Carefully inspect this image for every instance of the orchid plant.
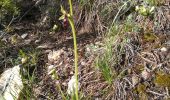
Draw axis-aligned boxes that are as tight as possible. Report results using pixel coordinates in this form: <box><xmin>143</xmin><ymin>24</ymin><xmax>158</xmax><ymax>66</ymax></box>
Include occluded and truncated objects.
<box><xmin>59</xmin><ymin>0</ymin><xmax>79</xmax><ymax>100</ymax></box>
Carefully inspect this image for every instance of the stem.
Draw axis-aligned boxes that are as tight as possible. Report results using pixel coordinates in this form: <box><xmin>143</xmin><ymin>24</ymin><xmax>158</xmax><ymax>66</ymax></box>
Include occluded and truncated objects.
<box><xmin>68</xmin><ymin>0</ymin><xmax>78</xmax><ymax>100</ymax></box>
<box><xmin>69</xmin><ymin>0</ymin><xmax>73</xmax><ymax>16</ymax></box>
<box><xmin>68</xmin><ymin>18</ymin><xmax>79</xmax><ymax>100</ymax></box>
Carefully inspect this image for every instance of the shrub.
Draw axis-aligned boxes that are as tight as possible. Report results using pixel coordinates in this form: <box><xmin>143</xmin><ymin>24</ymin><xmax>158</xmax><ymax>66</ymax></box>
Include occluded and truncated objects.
<box><xmin>0</xmin><ymin>0</ymin><xmax>19</xmax><ymax>23</ymax></box>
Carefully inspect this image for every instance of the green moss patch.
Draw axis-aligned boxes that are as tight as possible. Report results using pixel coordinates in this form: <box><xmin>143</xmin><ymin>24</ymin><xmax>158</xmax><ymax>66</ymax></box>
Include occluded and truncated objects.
<box><xmin>154</xmin><ymin>73</ymin><xmax>170</xmax><ymax>88</ymax></box>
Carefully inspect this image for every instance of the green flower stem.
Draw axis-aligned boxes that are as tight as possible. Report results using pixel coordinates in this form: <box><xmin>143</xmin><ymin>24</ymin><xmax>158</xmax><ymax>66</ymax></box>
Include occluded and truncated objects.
<box><xmin>68</xmin><ymin>0</ymin><xmax>79</xmax><ymax>100</ymax></box>
<box><xmin>69</xmin><ymin>0</ymin><xmax>73</xmax><ymax>16</ymax></box>
<box><xmin>68</xmin><ymin>17</ymin><xmax>79</xmax><ymax>100</ymax></box>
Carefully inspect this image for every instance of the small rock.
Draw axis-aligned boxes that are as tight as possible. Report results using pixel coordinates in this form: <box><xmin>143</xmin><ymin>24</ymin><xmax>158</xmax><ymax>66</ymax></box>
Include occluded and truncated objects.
<box><xmin>66</xmin><ymin>36</ymin><xmax>72</xmax><ymax>40</ymax></box>
<box><xmin>48</xmin><ymin>49</ymin><xmax>64</xmax><ymax>62</ymax></box>
<box><xmin>24</xmin><ymin>39</ymin><xmax>31</xmax><ymax>44</ymax></box>
<box><xmin>160</xmin><ymin>47</ymin><xmax>167</xmax><ymax>52</ymax></box>
<box><xmin>37</xmin><ymin>43</ymin><xmax>54</xmax><ymax>49</ymax></box>
<box><xmin>35</xmin><ymin>39</ymin><xmax>41</xmax><ymax>44</ymax></box>
<box><xmin>132</xmin><ymin>75</ymin><xmax>140</xmax><ymax>86</ymax></box>
<box><xmin>21</xmin><ymin>33</ymin><xmax>28</xmax><ymax>39</ymax></box>
<box><xmin>141</xmin><ymin>69</ymin><xmax>151</xmax><ymax>81</ymax></box>
<box><xmin>80</xmin><ymin>59</ymin><xmax>86</xmax><ymax>66</ymax></box>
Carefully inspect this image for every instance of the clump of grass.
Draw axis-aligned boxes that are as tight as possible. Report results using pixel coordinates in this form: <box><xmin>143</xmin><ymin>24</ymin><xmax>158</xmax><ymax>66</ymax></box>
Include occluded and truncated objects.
<box><xmin>95</xmin><ymin>53</ymin><xmax>115</xmax><ymax>84</ymax></box>
<box><xmin>95</xmin><ymin>12</ymin><xmax>138</xmax><ymax>83</ymax></box>
<box><xmin>17</xmin><ymin>49</ymin><xmax>40</xmax><ymax>99</ymax></box>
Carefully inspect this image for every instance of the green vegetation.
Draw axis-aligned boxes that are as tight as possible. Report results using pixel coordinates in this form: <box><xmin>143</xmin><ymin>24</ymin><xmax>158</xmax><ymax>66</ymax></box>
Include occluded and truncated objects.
<box><xmin>144</xmin><ymin>0</ymin><xmax>165</xmax><ymax>6</ymax></box>
<box><xmin>18</xmin><ymin>49</ymin><xmax>40</xmax><ymax>99</ymax></box>
<box><xmin>0</xmin><ymin>0</ymin><xmax>19</xmax><ymax>23</ymax></box>
<box><xmin>60</xmin><ymin>0</ymin><xmax>79</xmax><ymax>99</ymax></box>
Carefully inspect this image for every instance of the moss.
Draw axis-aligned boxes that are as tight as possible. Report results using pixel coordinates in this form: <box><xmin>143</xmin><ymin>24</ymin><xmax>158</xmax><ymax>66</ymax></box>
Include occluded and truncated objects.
<box><xmin>143</xmin><ymin>32</ymin><xmax>157</xmax><ymax>42</ymax></box>
<box><xmin>133</xmin><ymin>83</ymin><xmax>148</xmax><ymax>100</ymax></box>
<box><xmin>137</xmin><ymin>83</ymin><xmax>147</xmax><ymax>93</ymax></box>
<box><xmin>154</xmin><ymin>73</ymin><xmax>170</xmax><ymax>88</ymax></box>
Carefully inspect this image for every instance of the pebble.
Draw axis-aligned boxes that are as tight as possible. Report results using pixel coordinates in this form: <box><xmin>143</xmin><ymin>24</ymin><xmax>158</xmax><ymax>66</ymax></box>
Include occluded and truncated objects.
<box><xmin>141</xmin><ymin>69</ymin><xmax>151</xmax><ymax>81</ymax></box>
<box><xmin>132</xmin><ymin>75</ymin><xmax>140</xmax><ymax>86</ymax></box>
<box><xmin>21</xmin><ymin>33</ymin><xmax>28</xmax><ymax>39</ymax></box>
<box><xmin>25</xmin><ymin>39</ymin><xmax>31</xmax><ymax>44</ymax></box>
<box><xmin>160</xmin><ymin>47</ymin><xmax>167</xmax><ymax>52</ymax></box>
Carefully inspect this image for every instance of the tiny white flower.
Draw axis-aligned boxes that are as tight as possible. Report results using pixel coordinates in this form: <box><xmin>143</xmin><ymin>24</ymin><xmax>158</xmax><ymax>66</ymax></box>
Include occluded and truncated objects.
<box><xmin>135</xmin><ymin>6</ymin><xmax>140</xmax><ymax>11</ymax></box>
<box><xmin>52</xmin><ymin>24</ymin><xmax>58</xmax><ymax>31</ymax></box>
<box><xmin>67</xmin><ymin>75</ymin><xmax>79</xmax><ymax>95</ymax></box>
<box><xmin>21</xmin><ymin>57</ymin><xmax>27</xmax><ymax>64</ymax></box>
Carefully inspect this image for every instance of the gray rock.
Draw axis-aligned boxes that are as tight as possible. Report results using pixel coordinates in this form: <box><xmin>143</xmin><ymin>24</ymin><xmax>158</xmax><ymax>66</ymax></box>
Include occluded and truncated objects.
<box><xmin>0</xmin><ymin>65</ymin><xmax>23</xmax><ymax>100</ymax></box>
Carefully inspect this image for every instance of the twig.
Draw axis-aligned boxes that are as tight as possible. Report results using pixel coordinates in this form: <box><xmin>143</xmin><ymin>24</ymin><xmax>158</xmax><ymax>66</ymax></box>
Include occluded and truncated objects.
<box><xmin>7</xmin><ymin>16</ymin><xmax>19</xmax><ymax>28</ymax></box>
<box><xmin>18</xmin><ymin>0</ymin><xmax>43</xmax><ymax>22</ymax></box>
<box><xmin>110</xmin><ymin>0</ymin><xmax>131</xmax><ymax>28</ymax></box>
<box><xmin>123</xmin><ymin>77</ymin><xmax>133</xmax><ymax>87</ymax></box>
<box><xmin>18</xmin><ymin>6</ymin><xmax>35</xmax><ymax>22</ymax></box>
<box><xmin>137</xmin><ymin>52</ymin><xmax>155</xmax><ymax>64</ymax></box>
<box><xmin>147</xmin><ymin>90</ymin><xmax>166</xmax><ymax>96</ymax></box>
<box><xmin>166</xmin><ymin>87</ymin><xmax>169</xmax><ymax>96</ymax></box>
<box><xmin>141</xmin><ymin>52</ymin><xmax>157</xmax><ymax>62</ymax></box>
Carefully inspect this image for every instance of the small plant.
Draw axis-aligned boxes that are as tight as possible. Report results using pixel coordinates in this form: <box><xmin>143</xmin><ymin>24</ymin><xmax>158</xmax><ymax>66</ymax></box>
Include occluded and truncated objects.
<box><xmin>144</xmin><ymin>0</ymin><xmax>164</xmax><ymax>6</ymax></box>
<box><xmin>135</xmin><ymin>5</ymin><xmax>155</xmax><ymax>16</ymax></box>
<box><xmin>59</xmin><ymin>0</ymin><xmax>79</xmax><ymax>99</ymax></box>
<box><xmin>96</xmin><ymin>55</ymin><xmax>114</xmax><ymax>84</ymax></box>
<box><xmin>18</xmin><ymin>49</ymin><xmax>39</xmax><ymax>99</ymax></box>
<box><xmin>0</xmin><ymin>0</ymin><xmax>19</xmax><ymax>23</ymax></box>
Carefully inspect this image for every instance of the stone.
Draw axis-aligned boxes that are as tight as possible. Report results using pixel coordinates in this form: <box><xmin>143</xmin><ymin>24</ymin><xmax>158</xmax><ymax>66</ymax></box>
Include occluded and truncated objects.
<box><xmin>132</xmin><ymin>75</ymin><xmax>140</xmax><ymax>87</ymax></box>
<box><xmin>48</xmin><ymin>49</ymin><xmax>64</xmax><ymax>62</ymax></box>
<box><xmin>141</xmin><ymin>69</ymin><xmax>151</xmax><ymax>81</ymax></box>
<box><xmin>21</xmin><ymin>33</ymin><xmax>28</xmax><ymax>39</ymax></box>
<box><xmin>0</xmin><ymin>65</ymin><xmax>23</xmax><ymax>100</ymax></box>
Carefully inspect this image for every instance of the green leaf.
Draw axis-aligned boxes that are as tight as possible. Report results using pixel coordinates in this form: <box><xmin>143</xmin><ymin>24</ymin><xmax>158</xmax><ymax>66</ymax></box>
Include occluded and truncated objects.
<box><xmin>60</xmin><ymin>5</ymin><xmax>66</xmax><ymax>15</ymax></box>
<box><xmin>59</xmin><ymin>15</ymin><xmax>65</xmax><ymax>20</ymax></box>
